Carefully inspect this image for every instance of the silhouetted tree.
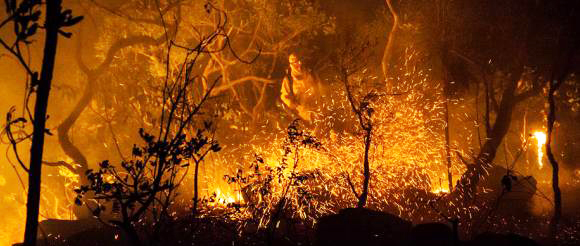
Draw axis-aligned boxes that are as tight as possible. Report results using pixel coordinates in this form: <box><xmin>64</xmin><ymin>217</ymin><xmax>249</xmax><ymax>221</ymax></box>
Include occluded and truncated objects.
<box><xmin>1</xmin><ymin>0</ymin><xmax>82</xmax><ymax>245</ymax></box>
<box><xmin>545</xmin><ymin>23</ymin><xmax>578</xmax><ymax>232</ymax></box>
<box><xmin>73</xmin><ymin>4</ymin><xmax>257</xmax><ymax>245</ymax></box>
<box><xmin>429</xmin><ymin>0</ymin><xmax>580</xmax><ymax>201</ymax></box>
<box><xmin>55</xmin><ymin>1</ymin><xmax>181</xmax><ymax>219</ymax></box>
<box><xmin>335</xmin><ymin>40</ymin><xmax>377</xmax><ymax>208</ymax></box>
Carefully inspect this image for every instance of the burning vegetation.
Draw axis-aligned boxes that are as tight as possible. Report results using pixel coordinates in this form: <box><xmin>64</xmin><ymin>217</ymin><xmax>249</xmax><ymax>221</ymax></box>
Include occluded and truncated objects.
<box><xmin>0</xmin><ymin>0</ymin><xmax>579</xmax><ymax>246</ymax></box>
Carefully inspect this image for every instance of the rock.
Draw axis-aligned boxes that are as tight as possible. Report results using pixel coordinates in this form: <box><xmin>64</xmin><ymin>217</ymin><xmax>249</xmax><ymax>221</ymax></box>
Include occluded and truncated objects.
<box><xmin>13</xmin><ymin>219</ymin><xmax>127</xmax><ymax>246</ymax></box>
<box><xmin>468</xmin><ymin>232</ymin><xmax>539</xmax><ymax>246</ymax></box>
<box><xmin>409</xmin><ymin>223</ymin><xmax>453</xmax><ymax>246</ymax></box>
<box><xmin>65</xmin><ymin>227</ymin><xmax>126</xmax><ymax>246</ymax></box>
<box><xmin>38</xmin><ymin>218</ymin><xmax>101</xmax><ymax>240</ymax></box>
<box><xmin>315</xmin><ymin>207</ymin><xmax>412</xmax><ymax>246</ymax></box>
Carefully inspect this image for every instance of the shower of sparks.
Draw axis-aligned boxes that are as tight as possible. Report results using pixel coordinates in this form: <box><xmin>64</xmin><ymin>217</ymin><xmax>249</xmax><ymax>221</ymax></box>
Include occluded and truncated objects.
<box><xmin>533</xmin><ymin>131</ymin><xmax>547</xmax><ymax>169</ymax></box>
<box><xmin>196</xmin><ymin>48</ymin><xmax>475</xmax><ymax>226</ymax></box>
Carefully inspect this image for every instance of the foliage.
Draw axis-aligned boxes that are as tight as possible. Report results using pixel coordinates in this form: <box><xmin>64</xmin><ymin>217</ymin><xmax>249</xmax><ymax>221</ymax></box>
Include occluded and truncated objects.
<box><xmin>71</xmin><ymin>3</ymin><xmax>260</xmax><ymax>244</ymax></box>
<box><xmin>74</xmin><ymin>125</ymin><xmax>219</xmax><ymax>225</ymax></box>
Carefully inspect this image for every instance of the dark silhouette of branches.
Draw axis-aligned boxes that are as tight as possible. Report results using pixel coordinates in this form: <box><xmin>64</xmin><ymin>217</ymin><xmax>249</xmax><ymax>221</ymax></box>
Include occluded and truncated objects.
<box><xmin>224</xmin><ymin>120</ymin><xmax>321</xmax><ymax>245</ymax></box>
<box><xmin>334</xmin><ymin>40</ymin><xmax>377</xmax><ymax>209</ymax></box>
<box><xmin>55</xmin><ymin>2</ymin><xmax>185</xmax><ymax>215</ymax></box>
<box><xmin>73</xmin><ymin>3</ymin><xmax>258</xmax><ymax>245</ymax></box>
<box><xmin>545</xmin><ymin>26</ymin><xmax>578</xmax><ymax>232</ymax></box>
<box><xmin>0</xmin><ymin>0</ymin><xmax>83</xmax><ymax>245</ymax></box>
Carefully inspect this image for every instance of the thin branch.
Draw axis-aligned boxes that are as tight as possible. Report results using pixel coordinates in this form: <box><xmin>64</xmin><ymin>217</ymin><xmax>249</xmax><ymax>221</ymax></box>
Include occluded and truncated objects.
<box><xmin>343</xmin><ymin>172</ymin><xmax>360</xmax><ymax>199</ymax></box>
<box><xmin>42</xmin><ymin>160</ymin><xmax>76</xmax><ymax>173</ymax></box>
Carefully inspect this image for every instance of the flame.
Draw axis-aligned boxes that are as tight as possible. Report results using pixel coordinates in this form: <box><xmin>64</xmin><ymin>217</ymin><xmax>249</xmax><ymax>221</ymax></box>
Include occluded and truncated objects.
<box><xmin>533</xmin><ymin>131</ymin><xmax>546</xmax><ymax>169</ymax></box>
<box><xmin>211</xmin><ymin>187</ymin><xmax>240</xmax><ymax>207</ymax></box>
<box><xmin>196</xmin><ymin>47</ymin><xmax>477</xmax><ymax>225</ymax></box>
<box><xmin>431</xmin><ymin>186</ymin><xmax>449</xmax><ymax>194</ymax></box>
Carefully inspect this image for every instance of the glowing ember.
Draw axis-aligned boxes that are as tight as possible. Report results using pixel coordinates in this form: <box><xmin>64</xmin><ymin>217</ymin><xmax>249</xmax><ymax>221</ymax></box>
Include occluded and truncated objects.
<box><xmin>533</xmin><ymin>132</ymin><xmax>547</xmax><ymax>169</ymax></box>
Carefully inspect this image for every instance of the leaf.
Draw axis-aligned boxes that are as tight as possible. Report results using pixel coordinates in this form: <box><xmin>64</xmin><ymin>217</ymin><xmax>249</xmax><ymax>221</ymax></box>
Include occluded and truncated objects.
<box><xmin>30</xmin><ymin>10</ymin><xmax>40</xmax><ymax>21</ymax></box>
<box><xmin>74</xmin><ymin>197</ymin><xmax>82</xmax><ymax>206</ymax></box>
<box><xmin>26</xmin><ymin>23</ymin><xmax>37</xmax><ymax>36</ymax></box>
<box><xmin>58</xmin><ymin>30</ymin><xmax>72</xmax><ymax>38</ymax></box>
<box><xmin>204</xmin><ymin>121</ymin><xmax>212</xmax><ymax>130</ymax></box>
<box><xmin>63</xmin><ymin>15</ymin><xmax>83</xmax><ymax>27</ymax></box>
<box><xmin>211</xmin><ymin>143</ymin><xmax>221</xmax><ymax>152</ymax></box>
<box><xmin>99</xmin><ymin>160</ymin><xmax>110</xmax><ymax>168</ymax></box>
<box><xmin>60</xmin><ymin>9</ymin><xmax>72</xmax><ymax>20</ymax></box>
<box><xmin>7</xmin><ymin>0</ymin><xmax>16</xmax><ymax>13</ymax></box>
<box><xmin>102</xmin><ymin>183</ymin><xmax>112</xmax><ymax>192</ymax></box>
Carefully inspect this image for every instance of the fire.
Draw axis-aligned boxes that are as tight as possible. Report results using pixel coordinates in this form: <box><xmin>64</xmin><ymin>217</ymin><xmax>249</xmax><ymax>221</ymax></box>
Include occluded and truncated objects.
<box><xmin>533</xmin><ymin>131</ymin><xmax>547</xmax><ymax>169</ymax></box>
<box><xmin>197</xmin><ymin>47</ymin><xmax>474</xmax><ymax>225</ymax></box>
<box><xmin>431</xmin><ymin>186</ymin><xmax>450</xmax><ymax>194</ymax></box>
<box><xmin>0</xmin><ymin>158</ymin><xmax>79</xmax><ymax>245</ymax></box>
<box><xmin>211</xmin><ymin>188</ymin><xmax>240</xmax><ymax>206</ymax></box>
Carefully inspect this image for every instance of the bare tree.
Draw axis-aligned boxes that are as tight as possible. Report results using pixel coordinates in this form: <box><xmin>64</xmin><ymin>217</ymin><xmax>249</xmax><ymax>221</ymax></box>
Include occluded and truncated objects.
<box><xmin>335</xmin><ymin>41</ymin><xmax>377</xmax><ymax>208</ymax></box>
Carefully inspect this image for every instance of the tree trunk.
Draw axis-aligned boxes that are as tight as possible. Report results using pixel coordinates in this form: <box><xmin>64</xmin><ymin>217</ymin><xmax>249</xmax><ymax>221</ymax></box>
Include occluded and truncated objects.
<box><xmin>192</xmin><ymin>160</ymin><xmax>200</xmax><ymax>216</ymax></box>
<box><xmin>23</xmin><ymin>1</ymin><xmax>62</xmax><ymax>245</ymax></box>
<box><xmin>357</xmin><ymin>128</ymin><xmax>372</xmax><ymax>208</ymax></box>
<box><xmin>454</xmin><ymin>78</ymin><xmax>518</xmax><ymax>199</ymax></box>
<box><xmin>546</xmin><ymin>81</ymin><xmax>562</xmax><ymax>233</ymax></box>
<box><xmin>122</xmin><ymin>222</ymin><xmax>142</xmax><ymax>246</ymax></box>
<box><xmin>444</xmin><ymin>97</ymin><xmax>453</xmax><ymax>192</ymax></box>
<box><xmin>60</xmin><ymin>34</ymin><xmax>162</xmax><ymax>218</ymax></box>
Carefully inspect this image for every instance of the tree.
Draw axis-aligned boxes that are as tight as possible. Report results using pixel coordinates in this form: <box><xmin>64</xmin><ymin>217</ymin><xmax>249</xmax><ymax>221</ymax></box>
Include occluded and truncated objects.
<box><xmin>546</xmin><ymin>80</ymin><xmax>563</xmax><ymax>233</ymax></box>
<box><xmin>73</xmin><ymin>4</ymin><xmax>259</xmax><ymax>245</ymax></box>
<box><xmin>52</xmin><ymin>1</ymin><xmax>180</xmax><ymax>218</ymax></box>
<box><xmin>51</xmin><ymin>0</ymin><xmax>331</xmax><ymax>204</ymax></box>
<box><xmin>334</xmin><ymin>38</ymin><xmax>377</xmax><ymax>208</ymax></box>
<box><xmin>544</xmin><ymin>18</ymin><xmax>578</xmax><ymax>232</ymax></box>
<box><xmin>223</xmin><ymin>120</ymin><xmax>322</xmax><ymax>245</ymax></box>
<box><xmin>420</xmin><ymin>0</ymin><xmax>579</xmax><ymax>201</ymax></box>
<box><xmin>0</xmin><ymin>0</ymin><xmax>82</xmax><ymax>244</ymax></box>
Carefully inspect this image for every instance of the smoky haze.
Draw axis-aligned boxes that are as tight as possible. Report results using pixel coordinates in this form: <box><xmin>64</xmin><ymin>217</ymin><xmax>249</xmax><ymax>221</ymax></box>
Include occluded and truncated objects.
<box><xmin>0</xmin><ymin>0</ymin><xmax>579</xmax><ymax>245</ymax></box>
